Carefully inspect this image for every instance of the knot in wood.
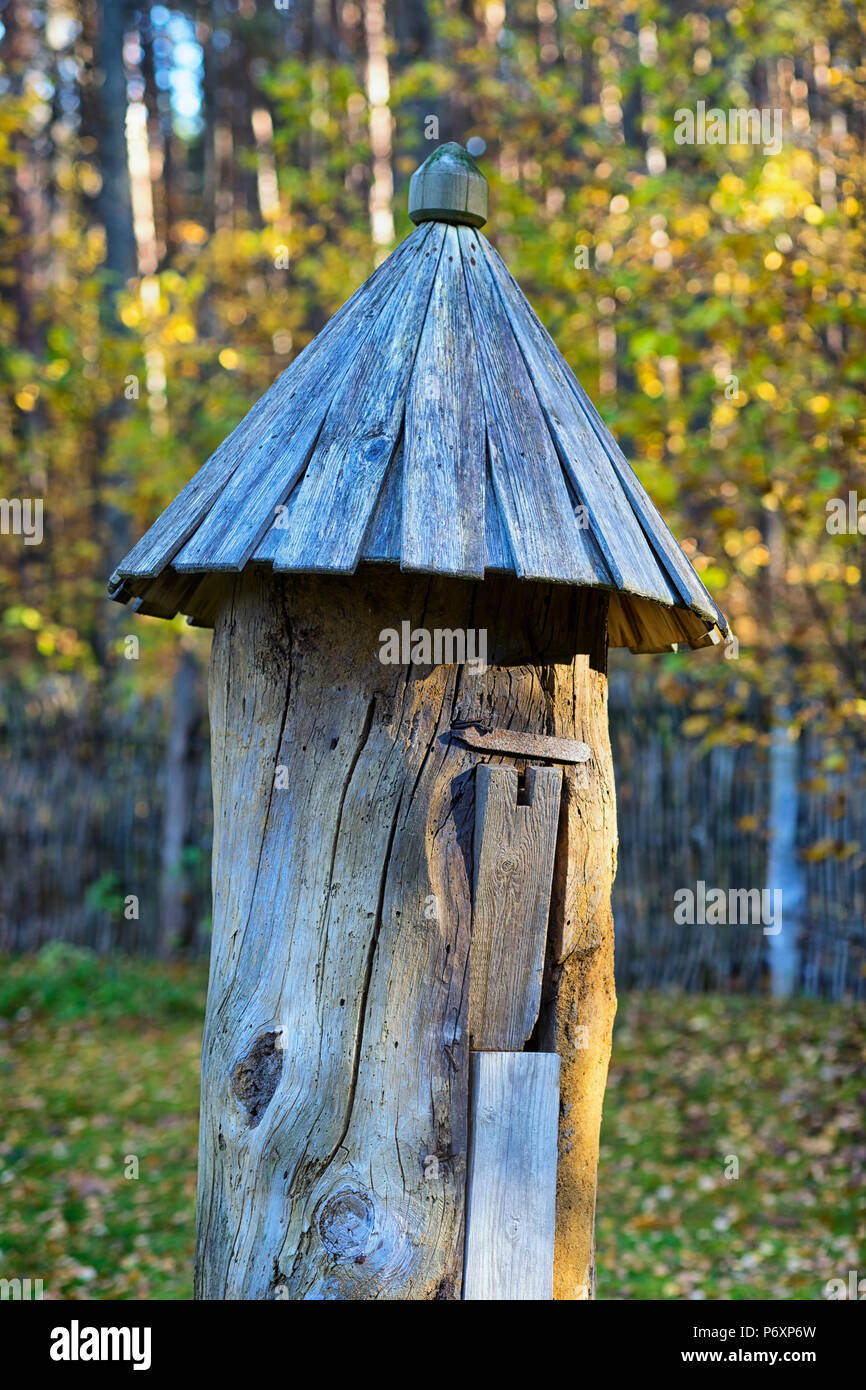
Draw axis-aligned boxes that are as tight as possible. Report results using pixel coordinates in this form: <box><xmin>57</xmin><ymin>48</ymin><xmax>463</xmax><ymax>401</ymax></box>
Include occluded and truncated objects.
<box><xmin>230</xmin><ymin>1031</ymin><xmax>283</xmax><ymax>1127</ymax></box>
<box><xmin>317</xmin><ymin>1189</ymin><xmax>378</xmax><ymax>1261</ymax></box>
<box><xmin>497</xmin><ymin>851</ymin><xmax>521</xmax><ymax>876</ymax></box>
<box><xmin>505</xmin><ymin>1216</ymin><xmax>521</xmax><ymax>1242</ymax></box>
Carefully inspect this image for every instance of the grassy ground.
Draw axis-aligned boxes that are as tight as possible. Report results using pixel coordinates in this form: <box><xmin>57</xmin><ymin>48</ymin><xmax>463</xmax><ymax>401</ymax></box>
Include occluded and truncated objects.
<box><xmin>596</xmin><ymin>992</ymin><xmax>864</xmax><ymax>1300</ymax></box>
<box><xmin>0</xmin><ymin>948</ymin><xmax>862</xmax><ymax>1300</ymax></box>
<box><xmin>0</xmin><ymin>947</ymin><xmax>204</xmax><ymax>1300</ymax></box>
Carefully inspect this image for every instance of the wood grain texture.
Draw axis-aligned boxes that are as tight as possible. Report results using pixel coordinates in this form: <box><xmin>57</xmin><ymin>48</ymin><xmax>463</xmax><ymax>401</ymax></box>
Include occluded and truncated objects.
<box><xmin>568</xmin><ymin>376</ymin><xmax>726</xmax><ymax>625</ymax></box>
<box><xmin>474</xmin><ymin>235</ymin><xmax>725</xmax><ymax>629</ymax></box>
<box><xmin>196</xmin><ymin>573</ymin><xmax>617</xmax><ymax>1300</ymax></box>
<box><xmin>111</xmin><ymin>217</ymin><xmax>727</xmax><ymax>650</ymax></box>
<box><xmin>606</xmin><ymin>592</ymin><xmax>718</xmax><ymax>653</ymax></box>
<box><xmin>116</xmin><ymin>224</ymin><xmax>431</xmax><ymax>579</ymax></box>
<box><xmin>269</xmin><ymin>224</ymin><xmax>446</xmax><ymax>573</ymax></box>
<box><xmin>478</xmin><ymin>233</ymin><xmax>679</xmax><ymax>608</ymax></box>
<box><xmin>470</xmin><ymin>764</ymin><xmax>562</xmax><ymax>1051</ymax></box>
<box><xmin>174</xmin><ymin>230</ymin><xmax>437</xmax><ymax>574</ymax></box>
<box><xmin>402</xmin><ymin>224</ymin><xmax>485</xmax><ymax>578</ymax></box>
<box><xmin>483</xmin><ymin>454</ymin><xmax>512</xmax><ymax>572</ymax></box>
<box><xmin>359</xmin><ymin>435</ymin><xmax>404</xmax><ymax>563</ymax></box>
<box><xmin>197</xmin><ymin>566</ymin><xmax>472</xmax><ymax>1299</ymax></box>
<box><xmin>463</xmin><ymin>1051</ymin><xmax>560</xmax><ymax>1301</ymax></box>
<box><xmin>458</xmin><ymin>226</ymin><xmax>608</xmax><ymax>587</ymax></box>
<box><xmin>536</xmin><ymin>628</ymin><xmax>619</xmax><ymax>1301</ymax></box>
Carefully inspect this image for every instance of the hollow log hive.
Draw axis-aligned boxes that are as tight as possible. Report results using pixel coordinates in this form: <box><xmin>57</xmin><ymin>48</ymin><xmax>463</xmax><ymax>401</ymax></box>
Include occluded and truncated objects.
<box><xmin>109</xmin><ymin>143</ymin><xmax>727</xmax><ymax>1300</ymax></box>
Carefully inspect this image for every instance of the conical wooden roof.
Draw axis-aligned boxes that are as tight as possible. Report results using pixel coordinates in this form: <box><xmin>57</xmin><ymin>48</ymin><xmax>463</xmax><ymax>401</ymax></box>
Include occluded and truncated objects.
<box><xmin>110</xmin><ymin>146</ymin><xmax>728</xmax><ymax>654</ymax></box>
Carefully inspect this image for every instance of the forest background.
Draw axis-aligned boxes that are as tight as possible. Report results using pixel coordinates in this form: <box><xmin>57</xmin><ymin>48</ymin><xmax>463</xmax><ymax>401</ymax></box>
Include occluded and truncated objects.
<box><xmin>1</xmin><ymin>0</ymin><xmax>865</xmax><ymax>997</ymax></box>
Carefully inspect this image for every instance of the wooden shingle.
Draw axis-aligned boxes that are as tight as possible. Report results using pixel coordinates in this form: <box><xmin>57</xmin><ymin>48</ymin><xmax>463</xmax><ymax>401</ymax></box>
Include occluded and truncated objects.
<box><xmin>110</xmin><ymin>144</ymin><xmax>728</xmax><ymax>653</ymax></box>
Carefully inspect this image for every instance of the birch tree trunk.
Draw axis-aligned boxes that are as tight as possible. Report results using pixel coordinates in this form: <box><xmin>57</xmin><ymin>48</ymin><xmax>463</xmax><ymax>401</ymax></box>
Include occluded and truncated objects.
<box><xmin>195</xmin><ymin>567</ymin><xmax>617</xmax><ymax>1299</ymax></box>
<box><xmin>767</xmin><ymin>708</ymin><xmax>804</xmax><ymax>997</ymax></box>
<box><xmin>765</xmin><ymin>512</ymin><xmax>803</xmax><ymax>998</ymax></box>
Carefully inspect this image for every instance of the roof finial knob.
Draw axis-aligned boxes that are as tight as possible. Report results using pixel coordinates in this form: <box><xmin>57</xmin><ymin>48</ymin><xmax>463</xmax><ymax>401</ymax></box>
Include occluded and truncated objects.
<box><xmin>408</xmin><ymin>143</ymin><xmax>488</xmax><ymax>229</ymax></box>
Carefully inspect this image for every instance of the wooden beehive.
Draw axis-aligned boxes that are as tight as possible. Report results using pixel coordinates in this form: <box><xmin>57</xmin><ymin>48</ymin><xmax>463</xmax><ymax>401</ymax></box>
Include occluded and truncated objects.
<box><xmin>110</xmin><ymin>143</ymin><xmax>728</xmax><ymax>1301</ymax></box>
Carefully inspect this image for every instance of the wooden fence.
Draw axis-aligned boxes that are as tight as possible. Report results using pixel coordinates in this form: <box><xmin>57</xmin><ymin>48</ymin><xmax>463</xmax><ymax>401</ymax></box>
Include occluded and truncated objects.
<box><xmin>0</xmin><ymin>700</ymin><xmax>213</xmax><ymax>958</ymax></box>
<box><xmin>1</xmin><ymin>691</ymin><xmax>863</xmax><ymax>998</ymax></box>
<box><xmin>610</xmin><ymin>686</ymin><xmax>866</xmax><ymax>999</ymax></box>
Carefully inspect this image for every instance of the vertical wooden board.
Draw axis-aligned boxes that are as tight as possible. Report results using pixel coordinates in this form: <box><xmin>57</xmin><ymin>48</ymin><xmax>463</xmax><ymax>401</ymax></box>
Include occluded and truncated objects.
<box><xmin>457</xmin><ymin>226</ymin><xmax>608</xmax><ymax>587</ymax></box>
<box><xmin>270</xmin><ymin>224</ymin><xmax>447</xmax><ymax>574</ymax></box>
<box><xmin>470</xmin><ymin>764</ymin><xmax>562</xmax><ymax>1050</ymax></box>
<box><xmin>116</xmin><ymin>224</ymin><xmax>431</xmax><ymax>579</ymax></box>
<box><xmin>402</xmin><ymin>224</ymin><xmax>485</xmax><ymax>578</ymax></box>
<box><xmin>463</xmin><ymin>1051</ymin><xmax>560</xmax><ymax>1301</ymax></box>
<box><xmin>477</xmin><ymin>233</ymin><xmax>680</xmax><ymax>607</ymax></box>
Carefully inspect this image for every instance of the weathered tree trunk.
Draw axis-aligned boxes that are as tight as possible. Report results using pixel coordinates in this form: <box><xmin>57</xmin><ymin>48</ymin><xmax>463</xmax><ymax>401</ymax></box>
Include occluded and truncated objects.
<box><xmin>195</xmin><ymin>566</ymin><xmax>617</xmax><ymax>1300</ymax></box>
